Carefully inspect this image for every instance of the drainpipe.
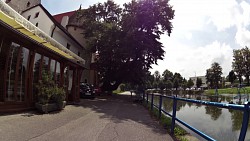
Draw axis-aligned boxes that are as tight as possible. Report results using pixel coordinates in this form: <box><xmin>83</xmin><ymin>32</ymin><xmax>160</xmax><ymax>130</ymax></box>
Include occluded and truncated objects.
<box><xmin>50</xmin><ymin>24</ymin><xmax>56</xmax><ymax>37</ymax></box>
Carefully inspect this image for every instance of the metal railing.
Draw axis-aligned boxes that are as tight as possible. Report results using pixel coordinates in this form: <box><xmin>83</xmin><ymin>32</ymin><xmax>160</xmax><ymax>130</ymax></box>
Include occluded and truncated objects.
<box><xmin>142</xmin><ymin>92</ymin><xmax>250</xmax><ymax>141</ymax></box>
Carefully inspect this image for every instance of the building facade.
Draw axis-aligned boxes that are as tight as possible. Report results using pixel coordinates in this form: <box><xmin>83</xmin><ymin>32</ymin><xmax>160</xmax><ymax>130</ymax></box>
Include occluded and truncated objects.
<box><xmin>190</xmin><ymin>76</ymin><xmax>208</xmax><ymax>89</ymax></box>
<box><xmin>53</xmin><ymin>9</ymin><xmax>99</xmax><ymax>86</ymax></box>
<box><xmin>0</xmin><ymin>1</ymin><xmax>85</xmax><ymax>112</ymax></box>
<box><xmin>5</xmin><ymin>0</ymin><xmax>41</xmax><ymax>13</ymax></box>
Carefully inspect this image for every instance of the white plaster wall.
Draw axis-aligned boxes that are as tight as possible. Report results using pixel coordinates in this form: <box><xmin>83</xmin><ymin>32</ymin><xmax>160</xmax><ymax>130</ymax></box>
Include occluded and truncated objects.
<box><xmin>53</xmin><ymin>28</ymin><xmax>84</xmax><ymax>58</ymax></box>
<box><xmin>21</xmin><ymin>6</ymin><xmax>54</xmax><ymax>35</ymax></box>
<box><xmin>67</xmin><ymin>27</ymin><xmax>92</xmax><ymax>83</ymax></box>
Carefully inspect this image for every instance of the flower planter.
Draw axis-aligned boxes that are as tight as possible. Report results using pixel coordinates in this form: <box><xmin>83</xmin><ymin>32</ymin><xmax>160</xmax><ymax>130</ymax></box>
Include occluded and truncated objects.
<box><xmin>35</xmin><ymin>101</ymin><xmax>66</xmax><ymax>114</ymax></box>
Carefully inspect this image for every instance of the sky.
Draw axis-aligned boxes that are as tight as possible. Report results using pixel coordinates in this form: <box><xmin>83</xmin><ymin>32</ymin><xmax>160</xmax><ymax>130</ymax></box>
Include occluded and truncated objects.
<box><xmin>42</xmin><ymin>0</ymin><xmax>250</xmax><ymax>79</ymax></box>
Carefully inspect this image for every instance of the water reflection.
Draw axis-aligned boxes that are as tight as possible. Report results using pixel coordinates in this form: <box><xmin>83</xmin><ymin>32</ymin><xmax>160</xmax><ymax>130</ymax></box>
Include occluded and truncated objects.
<box><xmin>205</xmin><ymin>105</ymin><xmax>222</xmax><ymax>120</ymax></box>
<box><xmin>158</xmin><ymin>94</ymin><xmax>250</xmax><ymax>141</ymax></box>
<box><xmin>230</xmin><ymin>110</ymin><xmax>243</xmax><ymax>131</ymax></box>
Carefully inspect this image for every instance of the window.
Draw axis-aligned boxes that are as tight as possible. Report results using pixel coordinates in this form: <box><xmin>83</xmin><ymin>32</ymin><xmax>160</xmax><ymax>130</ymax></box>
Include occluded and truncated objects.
<box><xmin>5</xmin><ymin>42</ymin><xmax>29</xmax><ymax>101</ymax></box>
<box><xmin>42</xmin><ymin>56</ymin><xmax>49</xmax><ymax>73</ymax></box>
<box><xmin>27</xmin><ymin>2</ymin><xmax>30</xmax><ymax>7</ymax></box>
<box><xmin>66</xmin><ymin>43</ymin><xmax>70</xmax><ymax>49</ymax></box>
<box><xmin>6</xmin><ymin>42</ymin><xmax>20</xmax><ymax>101</ymax></box>
<box><xmin>55</xmin><ymin>62</ymin><xmax>61</xmax><ymax>85</ymax></box>
<box><xmin>0</xmin><ymin>36</ymin><xmax>5</xmax><ymax>102</ymax></box>
<box><xmin>35</xmin><ymin>22</ymin><xmax>38</xmax><ymax>27</ymax></box>
<box><xmin>27</xmin><ymin>15</ymin><xmax>31</xmax><ymax>21</ymax></box>
<box><xmin>78</xmin><ymin>51</ymin><xmax>80</xmax><ymax>56</ymax></box>
<box><xmin>32</xmin><ymin>53</ymin><xmax>42</xmax><ymax>101</ymax></box>
<box><xmin>6</xmin><ymin>0</ymin><xmax>11</xmax><ymax>3</ymax></box>
<box><xmin>34</xmin><ymin>12</ymin><xmax>39</xmax><ymax>18</ymax></box>
<box><xmin>50</xmin><ymin>59</ymin><xmax>56</xmax><ymax>80</ymax></box>
<box><xmin>16</xmin><ymin>47</ymin><xmax>29</xmax><ymax>101</ymax></box>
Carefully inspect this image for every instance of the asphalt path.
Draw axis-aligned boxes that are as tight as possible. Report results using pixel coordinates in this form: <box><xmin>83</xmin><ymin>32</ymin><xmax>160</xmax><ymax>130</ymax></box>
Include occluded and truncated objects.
<box><xmin>0</xmin><ymin>92</ymin><xmax>173</xmax><ymax>141</ymax></box>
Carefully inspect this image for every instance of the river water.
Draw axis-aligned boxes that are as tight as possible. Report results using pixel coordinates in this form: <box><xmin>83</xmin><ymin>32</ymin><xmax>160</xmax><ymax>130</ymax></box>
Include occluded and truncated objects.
<box><xmin>149</xmin><ymin>94</ymin><xmax>250</xmax><ymax>141</ymax></box>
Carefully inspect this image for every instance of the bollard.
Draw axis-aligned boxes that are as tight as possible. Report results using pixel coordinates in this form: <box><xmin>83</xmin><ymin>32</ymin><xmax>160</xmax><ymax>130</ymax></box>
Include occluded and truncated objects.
<box><xmin>238</xmin><ymin>102</ymin><xmax>250</xmax><ymax>141</ymax></box>
<box><xmin>171</xmin><ymin>96</ymin><xmax>177</xmax><ymax>134</ymax></box>
<box><xmin>159</xmin><ymin>95</ymin><xmax>162</xmax><ymax>119</ymax></box>
<box><xmin>151</xmin><ymin>94</ymin><xmax>154</xmax><ymax>111</ymax></box>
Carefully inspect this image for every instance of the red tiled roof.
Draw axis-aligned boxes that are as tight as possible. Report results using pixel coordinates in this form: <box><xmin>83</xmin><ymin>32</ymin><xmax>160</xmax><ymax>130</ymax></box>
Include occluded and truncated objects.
<box><xmin>53</xmin><ymin>11</ymin><xmax>76</xmax><ymax>23</ymax></box>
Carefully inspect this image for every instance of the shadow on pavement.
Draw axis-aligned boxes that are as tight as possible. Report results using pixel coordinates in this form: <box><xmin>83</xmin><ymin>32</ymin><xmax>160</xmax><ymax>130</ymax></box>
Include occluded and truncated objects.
<box><xmin>75</xmin><ymin>93</ymin><xmax>167</xmax><ymax>135</ymax></box>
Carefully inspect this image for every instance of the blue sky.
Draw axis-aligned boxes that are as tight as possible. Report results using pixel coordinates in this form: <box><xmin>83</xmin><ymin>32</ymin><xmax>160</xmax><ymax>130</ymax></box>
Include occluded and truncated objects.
<box><xmin>42</xmin><ymin>0</ymin><xmax>250</xmax><ymax>79</ymax></box>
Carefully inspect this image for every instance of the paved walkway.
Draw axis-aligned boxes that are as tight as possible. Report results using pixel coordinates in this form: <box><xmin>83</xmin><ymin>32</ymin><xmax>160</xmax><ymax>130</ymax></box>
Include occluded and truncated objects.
<box><xmin>0</xmin><ymin>92</ymin><xmax>173</xmax><ymax>141</ymax></box>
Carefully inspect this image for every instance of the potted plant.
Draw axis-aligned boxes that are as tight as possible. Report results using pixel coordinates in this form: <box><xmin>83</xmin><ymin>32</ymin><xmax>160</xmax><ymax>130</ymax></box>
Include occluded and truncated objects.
<box><xmin>35</xmin><ymin>71</ymin><xmax>66</xmax><ymax>113</ymax></box>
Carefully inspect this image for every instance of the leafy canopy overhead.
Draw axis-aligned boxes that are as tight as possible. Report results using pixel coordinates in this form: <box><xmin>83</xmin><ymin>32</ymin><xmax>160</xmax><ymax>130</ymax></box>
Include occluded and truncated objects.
<box><xmin>81</xmin><ymin>0</ymin><xmax>174</xmax><ymax>90</ymax></box>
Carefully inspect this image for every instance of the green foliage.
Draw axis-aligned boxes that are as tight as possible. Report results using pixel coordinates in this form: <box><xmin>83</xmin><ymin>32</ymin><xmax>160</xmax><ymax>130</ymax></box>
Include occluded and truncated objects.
<box><xmin>228</xmin><ymin>70</ymin><xmax>237</xmax><ymax>85</ymax></box>
<box><xmin>80</xmin><ymin>0</ymin><xmax>175</xmax><ymax>91</ymax></box>
<box><xmin>233</xmin><ymin>47</ymin><xmax>250</xmax><ymax>86</ymax></box>
<box><xmin>36</xmin><ymin>71</ymin><xmax>66</xmax><ymax>105</ymax></box>
<box><xmin>233</xmin><ymin>49</ymin><xmax>244</xmax><ymax>84</ymax></box>
<box><xmin>187</xmin><ymin>78</ymin><xmax>194</xmax><ymax>88</ymax></box>
<box><xmin>165</xmin><ymin>80</ymin><xmax>173</xmax><ymax>90</ymax></box>
<box><xmin>196</xmin><ymin>77</ymin><xmax>202</xmax><ymax>88</ymax></box>
<box><xmin>173</xmin><ymin>78</ymin><xmax>179</xmax><ymax>90</ymax></box>
<box><xmin>158</xmin><ymin>80</ymin><xmax>165</xmax><ymax>90</ymax></box>
<box><xmin>174</xmin><ymin>127</ymin><xmax>187</xmax><ymax>136</ymax></box>
<box><xmin>162</xmin><ymin>69</ymin><xmax>173</xmax><ymax>82</ymax></box>
<box><xmin>206</xmin><ymin>62</ymin><xmax>222</xmax><ymax>88</ymax></box>
<box><xmin>205</xmin><ymin>87</ymin><xmax>250</xmax><ymax>95</ymax></box>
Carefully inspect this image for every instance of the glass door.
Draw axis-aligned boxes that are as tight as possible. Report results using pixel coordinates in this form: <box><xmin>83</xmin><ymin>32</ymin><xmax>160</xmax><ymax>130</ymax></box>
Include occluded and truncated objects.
<box><xmin>6</xmin><ymin>42</ymin><xmax>29</xmax><ymax>102</ymax></box>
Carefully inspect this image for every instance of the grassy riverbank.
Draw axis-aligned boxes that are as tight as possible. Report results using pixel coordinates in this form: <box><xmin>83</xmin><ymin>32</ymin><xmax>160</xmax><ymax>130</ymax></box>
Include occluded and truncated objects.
<box><xmin>205</xmin><ymin>87</ymin><xmax>250</xmax><ymax>95</ymax></box>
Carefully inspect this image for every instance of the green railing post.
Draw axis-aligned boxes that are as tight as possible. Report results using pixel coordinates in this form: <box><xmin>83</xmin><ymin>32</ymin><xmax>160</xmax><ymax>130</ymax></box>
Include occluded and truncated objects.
<box><xmin>159</xmin><ymin>95</ymin><xmax>162</xmax><ymax>119</ymax></box>
<box><xmin>171</xmin><ymin>96</ymin><xmax>177</xmax><ymax>134</ymax></box>
<box><xmin>151</xmin><ymin>94</ymin><xmax>154</xmax><ymax>111</ymax></box>
<box><xmin>238</xmin><ymin>102</ymin><xmax>250</xmax><ymax>141</ymax></box>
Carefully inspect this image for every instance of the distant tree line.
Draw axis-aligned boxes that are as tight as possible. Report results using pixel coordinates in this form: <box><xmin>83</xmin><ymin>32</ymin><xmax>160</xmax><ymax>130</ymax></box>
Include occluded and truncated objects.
<box><xmin>206</xmin><ymin>46</ymin><xmax>250</xmax><ymax>89</ymax></box>
<box><xmin>124</xmin><ymin>46</ymin><xmax>250</xmax><ymax>91</ymax></box>
<box><xmin>136</xmin><ymin>69</ymin><xmax>202</xmax><ymax>91</ymax></box>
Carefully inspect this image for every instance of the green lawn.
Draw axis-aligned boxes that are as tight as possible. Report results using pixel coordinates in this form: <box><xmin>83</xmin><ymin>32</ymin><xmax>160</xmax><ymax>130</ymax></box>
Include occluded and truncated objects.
<box><xmin>205</xmin><ymin>87</ymin><xmax>250</xmax><ymax>95</ymax></box>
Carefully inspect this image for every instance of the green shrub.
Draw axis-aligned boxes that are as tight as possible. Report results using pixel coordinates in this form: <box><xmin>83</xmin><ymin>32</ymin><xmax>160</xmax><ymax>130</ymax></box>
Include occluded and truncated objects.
<box><xmin>36</xmin><ymin>71</ymin><xmax>66</xmax><ymax>105</ymax></box>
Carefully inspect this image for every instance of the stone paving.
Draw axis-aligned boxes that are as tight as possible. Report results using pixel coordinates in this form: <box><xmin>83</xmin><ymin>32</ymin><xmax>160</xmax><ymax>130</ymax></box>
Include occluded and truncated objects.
<box><xmin>0</xmin><ymin>93</ymin><xmax>173</xmax><ymax>141</ymax></box>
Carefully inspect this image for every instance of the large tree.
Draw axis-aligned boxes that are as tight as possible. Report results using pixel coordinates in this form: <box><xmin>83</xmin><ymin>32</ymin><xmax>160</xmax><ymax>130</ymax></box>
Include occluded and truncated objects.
<box><xmin>81</xmin><ymin>0</ymin><xmax>175</xmax><ymax>91</ymax></box>
<box><xmin>242</xmin><ymin>46</ymin><xmax>250</xmax><ymax>86</ymax></box>
<box><xmin>232</xmin><ymin>49</ymin><xmax>244</xmax><ymax>85</ymax></box>
<box><xmin>172</xmin><ymin>72</ymin><xmax>183</xmax><ymax>90</ymax></box>
<box><xmin>162</xmin><ymin>69</ymin><xmax>173</xmax><ymax>82</ymax></box>
<box><xmin>206</xmin><ymin>62</ymin><xmax>222</xmax><ymax>88</ymax></box>
<box><xmin>228</xmin><ymin>70</ymin><xmax>236</xmax><ymax>85</ymax></box>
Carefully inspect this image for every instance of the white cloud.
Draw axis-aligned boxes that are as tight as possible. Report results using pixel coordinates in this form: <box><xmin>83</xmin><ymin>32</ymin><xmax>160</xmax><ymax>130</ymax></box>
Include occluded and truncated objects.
<box><xmin>235</xmin><ymin>27</ymin><xmax>250</xmax><ymax>46</ymax></box>
<box><xmin>151</xmin><ymin>38</ymin><xmax>233</xmax><ymax>79</ymax></box>
<box><xmin>150</xmin><ymin>0</ymin><xmax>250</xmax><ymax>78</ymax></box>
<box><xmin>185</xmin><ymin>32</ymin><xmax>192</xmax><ymax>40</ymax></box>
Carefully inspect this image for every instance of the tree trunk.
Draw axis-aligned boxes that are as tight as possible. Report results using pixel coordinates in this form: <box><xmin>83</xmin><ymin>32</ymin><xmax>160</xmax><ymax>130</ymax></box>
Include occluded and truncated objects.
<box><xmin>246</xmin><ymin>75</ymin><xmax>249</xmax><ymax>86</ymax></box>
<box><xmin>239</xmin><ymin>76</ymin><xmax>242</xmax><ymax>85</ymax></box>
